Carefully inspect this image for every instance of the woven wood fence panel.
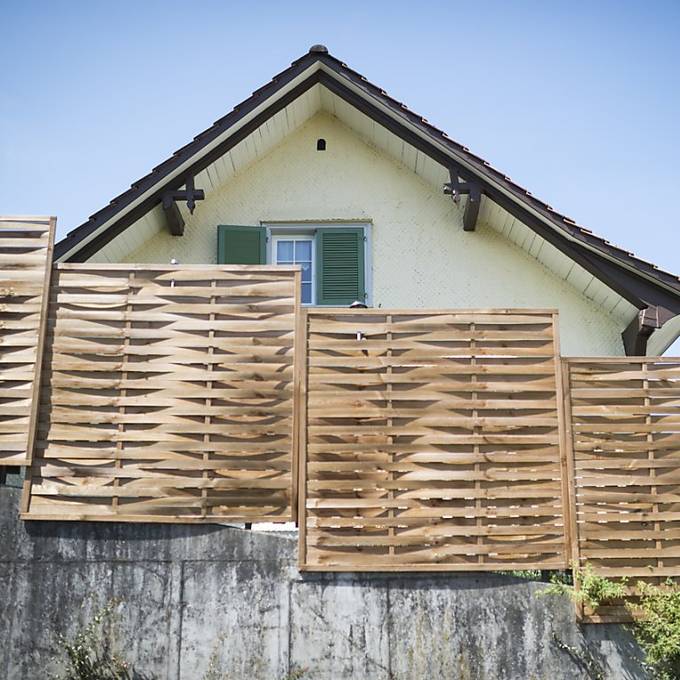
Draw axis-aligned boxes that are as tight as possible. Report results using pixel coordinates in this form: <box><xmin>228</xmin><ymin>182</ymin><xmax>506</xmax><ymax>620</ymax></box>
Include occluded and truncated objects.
<box><xmin>0</xmin><ymin>217</ymin><xmax>55</xmax><ymax>466</ymax></box>
<box><xmin>564</xmin><ymin>357</ymin><xmax>680</xmax><ymax>619</ymax></box>
<box><xmin>298</xmin><ymin>309</ymin><xmax>567</xmax><ymax>571</ymax></box>
<box><xmin>23</xmin><ymin>264</ymin><xmax>300</xmax><ymax>522</ymax></box>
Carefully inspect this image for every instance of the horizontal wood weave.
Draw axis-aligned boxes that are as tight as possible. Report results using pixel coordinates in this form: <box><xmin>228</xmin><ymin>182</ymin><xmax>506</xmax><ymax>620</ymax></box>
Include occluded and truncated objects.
<box><xmin>299</xmin><ymin>309</ymin><xmax>567</xmax><ymax>571</ymax></box>
<box><xmin>565</xmin><ymin>357</ymin><xmax>680</xmax><ymax>620</ymax></box>
<box><xmin>23</xmin><ymin>264</ymin><xmax>299</xmax><ymax>523</ymax></box>
<box><xmin>567</xmin><ymin>357</ymin><xmax>680</xmax><ymax>577</ymax></box>
<box><xmin>0</xmin><ymin>217</ymin><xmax>54</xmax><ymax>465</ymax></box>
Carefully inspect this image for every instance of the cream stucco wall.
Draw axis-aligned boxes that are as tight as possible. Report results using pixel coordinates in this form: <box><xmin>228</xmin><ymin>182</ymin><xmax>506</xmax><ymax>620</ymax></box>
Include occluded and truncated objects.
<box><xmin>121</xmin><ymin>112</ymin><xmax>625</xmax><ymax>356</ymax></box>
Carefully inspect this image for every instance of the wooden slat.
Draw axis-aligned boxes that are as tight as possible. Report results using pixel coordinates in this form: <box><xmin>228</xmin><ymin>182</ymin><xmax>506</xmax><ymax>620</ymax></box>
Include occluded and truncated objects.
<box><xmin>0</xmin><ymin>216</ymin><xmax>55</xmax><ymax>466</ymax></box>
<box><xmin>22</xmin><ymin>264</ymin><xmax>299</xmax><ymax>523</ymax></box>
<box><xmin>299</xmin><ymin>309</ymin><xmax>567</xmax><ymax>571</ymax></box>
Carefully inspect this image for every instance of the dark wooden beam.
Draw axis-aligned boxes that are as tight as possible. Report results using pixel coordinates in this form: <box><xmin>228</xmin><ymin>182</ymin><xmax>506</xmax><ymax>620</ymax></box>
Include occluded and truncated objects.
<box><xmin>622</xmin><ymin>307</ymin><xmax>661</xmax><ymax>356</ymax></box>
<box><xmin>463</xmin><ymin>183</ymin><xmax>481</xmax><ymax>232</ymax></box>
<box><xmin>168</xmin><ymin>176</ymin><xmax>205</xmax><ymax>214</ymax></box>
<box><xmin>160</xmin><ymin>175</ymin><xmax>205</xmax><ymax>236</ymax></box>
<box><xmin>162</xmin><ymin>194</ymin><xmax>185</xmax><ymax>236</ymax></box>
<box><xmin>443</xmin><ymin>167</ymin><xmax>467</xmax><ymax>203</ymax></box>
<box><xmin>443</xmin><ymin>168</ymin><xmax>482</xmax><ymax>231</ymax></box>
<box><xmin>55</xmin><ymin>51</ymin><xmax>323</xmax><ymax>261</ymax></box>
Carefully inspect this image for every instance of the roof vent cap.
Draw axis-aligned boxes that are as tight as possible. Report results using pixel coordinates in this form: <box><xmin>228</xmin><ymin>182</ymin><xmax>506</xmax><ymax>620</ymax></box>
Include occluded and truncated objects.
<box><xmin>309</xmin><ymin>44</ymin><xmax>328</xmax><ymax>54</ymax></box>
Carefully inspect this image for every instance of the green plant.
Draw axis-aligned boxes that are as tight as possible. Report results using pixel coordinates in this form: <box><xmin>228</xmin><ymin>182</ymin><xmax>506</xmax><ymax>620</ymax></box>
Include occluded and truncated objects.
<box><xmin>51</xmin><ymin>599</ymin><xmax>131</xmax><ymax>680</ymax></box>
<box><xmin>505</xmin><ymin>569</ymin><xmax>542</xmax><ymax>580</ymax></box>
<box><xmin>540</xmin><ymin>562</ymin><xmax>627</xmax><ymax>611</ymax></box>
<box><xmin>627</xmin><ymin>580</ymin><xmax>680</xmax><ymax>680</ymax></box>
<box><xmin>539</xmin><ymin>565</ymin><xmax>680</xmax><ymax>679</ymax></box>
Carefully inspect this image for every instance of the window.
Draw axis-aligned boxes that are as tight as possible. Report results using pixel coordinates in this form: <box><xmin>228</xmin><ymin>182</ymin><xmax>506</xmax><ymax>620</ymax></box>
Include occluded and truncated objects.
<box><xmin>273</xmin><ymin>236</ymin><xmax>314</xmax><ymax>304</ymax></box>
<box><xmin>217</xmin><ymin>224</ymin><xmax>368</xmax><ymax>306</ymax></box>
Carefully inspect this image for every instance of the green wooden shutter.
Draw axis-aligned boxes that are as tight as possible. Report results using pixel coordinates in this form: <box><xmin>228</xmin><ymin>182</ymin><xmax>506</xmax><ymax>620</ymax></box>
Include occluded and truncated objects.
<box><xmin>316</xmin><ymin>228</ymin><xmax>365</xmax><ymax>305</ymax></box>
<box><xmin>217</xmin><ymin>225</ymin><xmax>266</xmax><ymax>264</ymax></box>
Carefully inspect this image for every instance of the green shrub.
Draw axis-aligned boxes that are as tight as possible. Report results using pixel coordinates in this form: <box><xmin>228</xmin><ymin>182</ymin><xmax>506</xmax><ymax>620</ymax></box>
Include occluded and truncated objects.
<box><xmin>627</xmin><ymin>580</ymin><xmax>680</xmax><ymax>680</ymax></box>
<box><xmin>539</xmin><ymin>564</ymin><xmax>680</xmax><ymax>679</ymax></box>
<box><xmin>540</xmin><ymin>562</ymin><xmax>627</xmax><ymax>611</ymax></box>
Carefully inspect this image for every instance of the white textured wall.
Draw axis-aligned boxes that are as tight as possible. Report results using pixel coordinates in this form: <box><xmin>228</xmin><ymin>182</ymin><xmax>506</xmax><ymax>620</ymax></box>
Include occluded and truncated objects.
<box><xmin>120</xmin><ymin>113</ymin><xmax>625</xmax><ymax>356</ymax></box>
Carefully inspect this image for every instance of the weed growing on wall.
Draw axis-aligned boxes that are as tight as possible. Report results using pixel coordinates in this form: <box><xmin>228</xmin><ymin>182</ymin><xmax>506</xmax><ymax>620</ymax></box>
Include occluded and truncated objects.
<box><xmin>50</xmin><ymin>599</ymin><xmax>131</xmax><ymax>680</ymax></box>
<box><xmin>50</xmin><ymin>602</ymin><xmax>311</xmax><ymax>680</ymax></box>
<box><xmin>540</xmin><ymin>562</ymin><xmax>627</xmax><ymax>611</ymax></box>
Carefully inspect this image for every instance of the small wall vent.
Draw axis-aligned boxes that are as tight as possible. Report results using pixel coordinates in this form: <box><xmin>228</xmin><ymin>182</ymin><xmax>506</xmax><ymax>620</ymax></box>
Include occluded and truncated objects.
<box><xmin>316</xmin><ymin>138</ymin><xmax>326</xmax><ymax>151</ymax></box>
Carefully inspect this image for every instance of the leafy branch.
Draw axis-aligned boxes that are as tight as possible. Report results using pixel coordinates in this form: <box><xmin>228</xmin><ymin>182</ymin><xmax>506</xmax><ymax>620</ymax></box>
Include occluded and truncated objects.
<box><xmin>539</xmin><ymin>562</ymin><xmax>627</xmax><ymax>612</ymax></box>
<box><xmin>539</xmin><ymin>563</ymin><xmax>680</xmax><ymax>680</ymax></box>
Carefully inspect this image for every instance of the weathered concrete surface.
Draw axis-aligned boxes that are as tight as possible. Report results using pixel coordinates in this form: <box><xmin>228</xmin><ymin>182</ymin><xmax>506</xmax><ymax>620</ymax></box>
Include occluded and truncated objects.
<box><xmin>0</xmin><ymin>488</ymin><xmax>646</xmax><ymax>679</ymax></box>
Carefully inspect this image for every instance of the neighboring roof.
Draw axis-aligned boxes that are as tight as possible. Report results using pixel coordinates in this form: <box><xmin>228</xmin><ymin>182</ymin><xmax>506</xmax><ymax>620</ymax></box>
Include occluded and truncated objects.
<box><xmin>55</xmin><ymin>45</ymin><xmax>680</xmax><ymax>351</ymax></box>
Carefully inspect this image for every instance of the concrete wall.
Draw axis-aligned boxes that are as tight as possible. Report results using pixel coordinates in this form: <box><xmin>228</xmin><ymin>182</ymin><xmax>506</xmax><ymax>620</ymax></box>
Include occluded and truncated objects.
<box><xmin>0</xmin><ymin>488</ymin><xmax>647</xmax><ymax>680</ymax></box>
<box><xmin>105</xmin><ymin>113</ymin><xmax>626</xmax><ymax>356</ymax></box>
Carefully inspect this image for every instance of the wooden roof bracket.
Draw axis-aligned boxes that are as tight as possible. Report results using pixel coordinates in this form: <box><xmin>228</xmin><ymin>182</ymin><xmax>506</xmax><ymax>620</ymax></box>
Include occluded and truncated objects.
<box><xmin>443</xmin><ymin>167</ymin><xmax>482</xmax><ymax>231</ymax></box>
<box><xmin>161</xmin><ymin>175</ymin><xmax>205</xmax><ymax>237</ymax></box>
<box><xmin>161</xmin><ymin>194</ymin><xmax>185</xmax><ymax>236</ymax></box>
<box><xmin>622</xmin><ymin>305</ymin><xmax>673</xmax><ymax>356</ymax></box>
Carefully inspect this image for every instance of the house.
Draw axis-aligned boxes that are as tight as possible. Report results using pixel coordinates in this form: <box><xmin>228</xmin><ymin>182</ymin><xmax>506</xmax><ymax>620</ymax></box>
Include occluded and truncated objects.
<box><xmin>2</xmin><ymin>46</ymin><xmax>680</xmax><ymax>678</ymax></box>
<box><xmin>54</xmin><ymin>44</ymin><xmax>680</xmax><ymax>357</ymax></box>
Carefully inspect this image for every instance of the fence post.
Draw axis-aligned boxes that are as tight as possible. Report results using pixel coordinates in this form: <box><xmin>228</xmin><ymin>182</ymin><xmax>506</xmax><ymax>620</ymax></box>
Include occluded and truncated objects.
<box><xmin>291</xmin><ymin>269</ymin><xmax>302</xmax><ymax>524</ymax></box>
<box><xmin>296</xmin><ymin>307</ymin><xmax>309</xmax><ymax>566</ymax></box>
<box><xmin>559</xmin><ymin>357</ymin><xmax>584</xmax><ymax>617</ymax></box>
<box><xmin>551</xmin><ymin>314</ymin><xmax>580</xmax><ymax>575</ymax></box>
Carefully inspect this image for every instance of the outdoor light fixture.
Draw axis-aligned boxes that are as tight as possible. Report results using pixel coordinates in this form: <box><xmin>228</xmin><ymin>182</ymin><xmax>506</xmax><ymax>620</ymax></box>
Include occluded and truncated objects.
<box><xmin>348</xmin><ymin>301</ymin><xmax>367</xmax><ymax>341</ymax></box>
<box><xmin>170</xmin><ymin>258</ymin><xmax>179</xmax><ymax>288</ymax></box>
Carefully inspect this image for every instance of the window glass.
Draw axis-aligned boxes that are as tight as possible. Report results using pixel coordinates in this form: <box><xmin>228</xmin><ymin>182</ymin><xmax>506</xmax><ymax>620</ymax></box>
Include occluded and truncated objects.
<box><xmin>276</xmin><ymin>240</ymin><xmax>294</xmax><ymax>263</ymax></box>
<box><xmin>275</xmin><ymin>237</ymin><xmax>313</xmax><ymax>304</ymax></box>
<box><xmin>295</xmin><ymin>240</ymin><xmax>311</xmax><ymax>261</ymax></box>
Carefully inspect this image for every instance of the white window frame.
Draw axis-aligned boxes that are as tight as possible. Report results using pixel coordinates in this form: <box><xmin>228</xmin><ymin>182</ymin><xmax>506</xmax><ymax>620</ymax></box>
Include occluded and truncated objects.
<box><xmin>263</xmin><ymin>222</ymin><xmax>372</xmax><ymax>306</ymax></box>
<box><xmin>271</xmin><ymin>234</ymin><xmax>315</xmax><ymax>305</ymax></box>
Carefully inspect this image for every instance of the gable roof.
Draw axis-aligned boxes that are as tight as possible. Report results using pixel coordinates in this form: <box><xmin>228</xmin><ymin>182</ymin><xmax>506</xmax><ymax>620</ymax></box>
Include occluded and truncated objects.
<box><xmin>55</xmin><ymin>44</ymin><xmax>680</xmax><ymax>354</ymax></box>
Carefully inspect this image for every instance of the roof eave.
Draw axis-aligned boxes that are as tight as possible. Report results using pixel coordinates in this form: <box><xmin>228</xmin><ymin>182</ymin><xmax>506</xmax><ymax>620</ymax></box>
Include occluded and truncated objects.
<box><xmin>54</xmin><ymin>47</ymin><xmax>680</xmax><ymax>343</ymax></box>
<box><xmin>55</xmin><ymin>53</ymin><xmax>325</xmax><ymax>262</ymax></box>
<box><xmin>313</xmin><ymin>55</ymin><xmax>680</xmax><ymax>300</ymax></box>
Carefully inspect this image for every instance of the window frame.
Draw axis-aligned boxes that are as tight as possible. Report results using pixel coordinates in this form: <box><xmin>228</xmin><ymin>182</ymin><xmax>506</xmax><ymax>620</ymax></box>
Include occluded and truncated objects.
<box><xmin>271</xmin><ymin>233</ymin><xmax>315</xmax><ymax>305</ymax></box>
<box><xmin>263</xmin><ymin>222</ymin><xmax>372</xmax><ymax>307</ymax></box>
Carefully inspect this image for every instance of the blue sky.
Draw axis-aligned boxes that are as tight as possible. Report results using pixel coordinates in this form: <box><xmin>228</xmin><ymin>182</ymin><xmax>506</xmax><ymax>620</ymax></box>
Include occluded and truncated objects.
<box><xmin>1</xmin><ymin>1</ymin><xmax>679</xmax><ymax>348</ymax></box>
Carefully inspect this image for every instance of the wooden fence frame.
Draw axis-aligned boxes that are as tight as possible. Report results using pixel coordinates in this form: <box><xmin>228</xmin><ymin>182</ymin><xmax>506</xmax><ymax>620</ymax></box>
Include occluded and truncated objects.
<box><xmin>297</xmin><ymin>307</ymin><xmax>570</xmax><ymax>571</ymax></box>
<box><xmin>563</xmin><ymin>355</ymin><xmax>680</xmax><ymax>622</ymax></box>
<box><xmin>0</xmin><ymin>216</ymin><xmax>55</xmax><ymax>467</ymax></box>
<box><xmin>21</xmin><ymin>263</ymin><xmax>301</xmax><ymax>524</ymax></box>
